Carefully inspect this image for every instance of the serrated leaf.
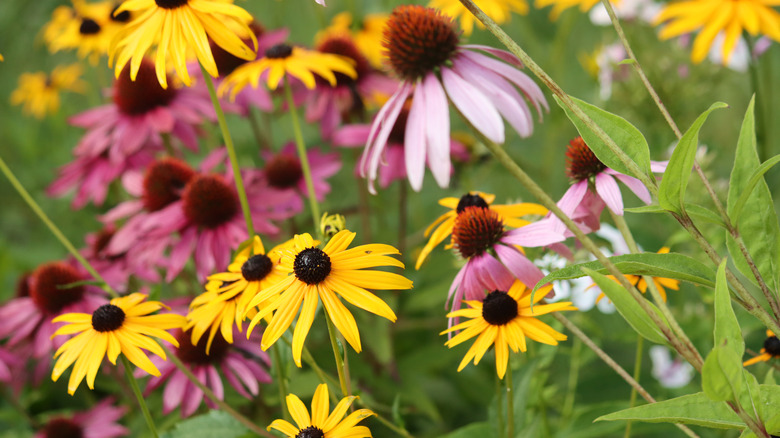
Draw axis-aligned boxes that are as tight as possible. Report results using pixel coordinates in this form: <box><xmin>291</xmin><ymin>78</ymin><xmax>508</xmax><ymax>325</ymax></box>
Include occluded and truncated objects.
<box><xmin>595</xmin><ymin>392</ymin><xmax>743</xmax><ymax>429</ymax></box>
<box><xmin>658</xmin><ymin>102</ymin><xmax>728</xmax><ymax>213</ymax></box>
<box><xmin>534</xmin><ymin>252</ymin><xmax>716</xmax><ymax>294</ymax></box>
<box><xmin>702</xmin><ymin>346</ymin><xmax>743</xmax><ymax>402</ymax></box>
<box><xmin>160</xmin><ymin>411</ymin><xmax>248</xmax><ymax>438</ymax></box>
<box><xmin>714</xmin><ymin>261</ymin><xmax>744</xmax><ymax>357</ymax></box>
<box><xmin>726</xmin><ymin>97</ymin><xmax>780</xmax><ymax>292</ymax></box>
<box><xmin>554</xmin><ymin>95</ymin><xmax>651</xmax><ymax>178</ymax></box>
<box><xmin>583</xmin><ymin>268</ymin><xmax>668</xmax><ymax>345</ymax></box>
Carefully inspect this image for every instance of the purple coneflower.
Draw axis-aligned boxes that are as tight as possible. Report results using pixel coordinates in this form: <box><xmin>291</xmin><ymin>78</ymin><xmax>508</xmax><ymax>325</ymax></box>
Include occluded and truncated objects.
<box><xmin>35</xmin><ymin>399</ymin><xmax>128</xmax><ymax>438</ymax></box>
<box><xmin>262</xmin><ymin>143</ymin><xmax>342</xmax><ymax>209</ymax></box>
<box><xmin>361</xmin><ymin>5</ymin><xmax>547</xmax><ymax>192</ymax></box>
<box><xmin>82</xmin><ymin>225</ymin><xmax>160</xmax><ymax>293</ymax></box>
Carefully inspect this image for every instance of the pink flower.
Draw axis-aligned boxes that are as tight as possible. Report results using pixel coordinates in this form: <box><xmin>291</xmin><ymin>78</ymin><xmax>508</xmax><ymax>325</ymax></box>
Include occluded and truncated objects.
<box><xmin>142</xmin><ymin>325</ymin><xmax>271</xmax><ymax>417</ymax></box>
<box><xmin>262</xmin><ymin>143</ymin><xmax>342</xmax><ymax>210</ymax></box>
<box><xmin>361</xmin><ymin>6</ymin><xmax>547</xmax><ymax>193</ymax></box>
<box><xmin>34</xmin><ymin>399</ymin><xmax>128</xmax><ymax>438</ymax></box>
<box><xmin>0</xmin><ymin>346</ymin><xmax>22</xmax><ymax>384</ymax></box>
<box><xmin>82</xmin><ymin>225</ymin><xmax>160</xmax><ymax>293</ymax></box>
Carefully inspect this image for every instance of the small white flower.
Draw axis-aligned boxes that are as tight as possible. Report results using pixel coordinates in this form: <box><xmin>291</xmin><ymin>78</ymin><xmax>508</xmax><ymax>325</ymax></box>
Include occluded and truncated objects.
<box><xmin>650</xmin><ymin>345</ymin><xmax>694</xmax><ymax>388</ymax></box>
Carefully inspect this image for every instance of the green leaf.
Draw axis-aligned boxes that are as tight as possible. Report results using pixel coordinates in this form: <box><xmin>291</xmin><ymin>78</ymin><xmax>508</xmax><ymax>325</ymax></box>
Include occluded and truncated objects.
<box><xmin>726</xmin><ymin>97</ymin><xmax>780</xmax><ymax>292</ymax></box>
<box><xmin>739</xmin><ymin>370</ymin><xmax>762</xmax><ymax>423</ymax></box>
<box><xmin>713</xmin><ymin>260</ymin><xmax>744</xmax><ymax>357</ymax></box>
<box><xmin>658</xmin><ymin>102</ymin><xmax>728</xmax><ymax>214</ymax></box>
<box><xmin>687</xmin><ymin>204</ymin><xmax>728</xmax><ymax>228</ymax></box>
<box><xmin>554</xmin><ymin>95</ymin><xmax>651</xmax><ymax>178</ymax></box>
<box><xmin>624</xmin><ymin>205</ymin><xmax>666</xmax><ymax>214</ymax></box>
<box><xmin>444</xmin><ymin>422</ymin><xmax>493</xmax><ymax>438</ymax></box>
<box><xmin>534</xmin><ymin>252</ymin><xmax>716</xmax><ymax>293</ymax></box>
<box><xmin>583</xmin><ymin>268</ymin><xmax>668</xmax><ymax>345</ymax></box>
<box><xmin>160</xmin><ymin>411</ymin><xmax>249</xmax><ymax>438</ymax></box>
<box><xmin>760</xmin><ymin>384</ymin><xmax>780</xmax><ymax>433</ymax></box>
<box><xmin>702</xmin><ymin>346</ymin><xmax>743</xmax><ymax>402</ymax></box>
<box><xmin>595</xmin><ymin>392</ymin><xmax>743</xmax><ymax>429</ymax></box>
<box><xmin>731</xmin><ymin>154</ymin><xmax>780</xmax><ymax>222</ymax></box>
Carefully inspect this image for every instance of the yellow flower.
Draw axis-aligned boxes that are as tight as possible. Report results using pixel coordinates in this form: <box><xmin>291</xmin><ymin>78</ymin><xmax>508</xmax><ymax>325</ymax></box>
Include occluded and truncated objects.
<box><xmin>109</xmin><ymin>0</ymin><xmax>257</xmax><ymax>89</ymax></box>
<box><xmin>655</xmin><ymin>0</ymin><xmax>780</xmax><ymax>64</ymax></box>
<box><xmin>42</xmin><ymin>0</ymin><xmax>131</xmax><ymax>64</ymax></box>
<box><xmin>186</xmin><ymin>235</ymin><xmax>290</xmax><ymax>353</ymax></box>
<box><xmin>10</xmin><ymin>64</ymin><xmax>87</xmax><ymax>119</ymax></box>
<box><xmin>744</xmin><ymin>330</ymin><xmax>780</xmax><ymax>366</ymax></box>
<box><xmin>245</xmin><ymin>230</ymin><xmax>413</xmax><ymax>367</ymax></box>
<box><xmin>316</xmin><ymin>12</ymin><xmax>388</xmax><ymax>69</ymax></box>
<box><xmin>218</xmin><ymin>43</ymin><xmax>356</xmax><ymax>98</ymax></box>
<box><xmin>442</xmin><ymin>280</ymin><xmax>576</xmax><ymax>378</ymax></box>
<box><xmin>51</xmin><ymin>293</ymin><xmax>186</xmax><ymax>395</ymax></box>
<box><xmin>595</xmin><ymin>247</ymin><xmax>681</xmax><ymax>302</ymax></box>
<box><xmin>535</xmin><ymin>0</ymin><xmax>619</xmax><ymax>19</ymax></box>
<box><xmin>428</xmin><ymin>0</ymin><xmax>528</xmax><ymax>35</ymax></box>
<box><xmin>268</xmin><ymin>383</ymin><xmax>374</xmax><ymax>437</ymax></box>
<box><xmin>416</xmin><ymin>192</ymin><xmax>548</xmax><ymax>269</ymax></box>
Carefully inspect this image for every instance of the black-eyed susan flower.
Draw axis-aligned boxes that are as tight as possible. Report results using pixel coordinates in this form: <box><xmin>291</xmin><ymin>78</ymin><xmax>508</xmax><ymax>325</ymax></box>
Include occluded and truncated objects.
<box><xmin>245</xmin><ymin>230</ymin><xmax>413</xmax><ymax>367</ymax></box>
<box><xmin>186</xmin><ymin>235</ymin><xmax>291</xmax><ymax>353</ymax></box>
<box><xmin>109</xmin><ymin>0</ymin><xmax>257</xmax><ymax>88</ymax></box>
<box><xmin>51</xmin><ymin>292</ymin><xmax>186</xmax><ymax>394</ymax></box>
<box><xmin>429</xmin><ymin>0</ymin><xmax>528</xmax><ymax>35</ymax></box>
<box><xmin>655</xmin><ymin>0</ymin><xmax>780</xmax><ymax>64</ymax></box>
<box><xmin>42</xmin><ymin>0</ymin><xmax>131</xmax><ymax>63</ymax></box>
<box><xmin>744</xmin><ymin>330</ymin><xmax>780</xmax><ymax>366</ymax></box>
<box><xmin>416</xmin><ymin>192</ymin><xmax>549</xmax><ymax>269</ymax></box>
<box><xmin>10</xmin><ymin>64</ymin><xmax>86</xmax><ymax>119</ymax></box>
<box><xmin>218</xmin><ymin>43</ymin><xmax>357</xmax><ymax>98</ymax></box>
<box><xmin>316</xmin><ymin>11</ymin><xmax>388</xmax><ymax>69</ymax></box>
<box><xmin>442</xmin><ymin>280</ymin><xmax>576</xmax><ymax>378</ymax></box>
<box><xmin>268</xmin><ymin>383</ymin><xmax>374</xmax><ymax>437</ymax></box>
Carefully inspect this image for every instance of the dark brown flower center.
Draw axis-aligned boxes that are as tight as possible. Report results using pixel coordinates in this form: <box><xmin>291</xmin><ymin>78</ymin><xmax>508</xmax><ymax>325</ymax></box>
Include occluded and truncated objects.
<box><xmin>42</xmin><ymin>417</ymin><xmax>84</xmax><ymax>438</ymax></box>
<box><xmin>15</xmin><ymin>272</ymin><xmax>31</xmax><ymax>298</ymax></box>
<box><xmin>211</xmin><ymin>23</ymin><xmax>263</xmax><ymax>76</ymax></box>
<box><xmin>265</xmin><ymin>154</ymin><xmax>303</xmax><ymax>189</ymax></box>
<box><xmin>176</xmin><ymin>329</ymin><xmax>230</xmax><ymax>364</ymax></box>
<box><xmin>242</xmin><ymin>254</ymin><xmax>273</xmax><ymax>282</ymax></box>
<box><xmin>296</xmin><ymin>426</ymin><xmax>325</xmax><ymax>438</ymax></box>
<box><xmin>92</xmin><ymin>304</ymin><xmax>126</xmax><ymax>332</ymax></box>
<box><xmin>456</xmin><ymin>193</ymin><xmax>489</xmax><ymax>214</ymax></box>
<box><xmin>30</xmin><ymin>262</ymin><xmax>86</xmax><ymax>314</ymax></box>
<box><xmin>113</xmin><ymin>60</ymin><xmax>177</xmax><ymax>115</ymax></box>
<box><xmin>265</xmin><ymin>43</ymin><xmax>293</xmax><ymax>59</ymax></box>
<box><xmin>110</xmin><ymin>5</ymin><xmax>131</xmax><ymax>22</ymax></box>
<box><xmin>182</xmin><ymin>175</ymin><xmax>240</xmax><ymax>229</ymax></box>
<box><xmin>79</xmin><ymin>18</ymin><xmax>101</xmax><ymax>35</ymax></box>
<box><xmin>482</xmin><ymin>291</ymin><xmax>519</xmax><ymax>325</ymax></box>
<box><xmin>565</xmin><ymin>136</ymin><xmax>606</xmax><ymax>181</ymax></box>
<box><xmin>317</xmin><ymin>36</ymin><xmax>369</xmax><ymax>85</ymax></box>
<box><xmin>294</xmin><ymin>248</ymin><xmax>331</xmax><ymax>284</ymax></box>
<box><xmin>764</xmin><ymin>336</ymin><xmax>780</xmax><ymax>356</ymax></box>
<box><xmin>155</xmin><ymin>0</ymin><xmax>189</xmax><ymax>9</ymax></box>
<box><xmin>142</xmin><ymin>158</ymin><xmax>196</xmax><ymax>212</ymax></box>
<box><xmin>451</xmin><ymin>206</ymin><xmax>504</xmax><ymax>258</ymax></box>
<box><xmin>384</xmin><ymin>5</ymin><xmax>459</xmax><ymax>81</ymax></box>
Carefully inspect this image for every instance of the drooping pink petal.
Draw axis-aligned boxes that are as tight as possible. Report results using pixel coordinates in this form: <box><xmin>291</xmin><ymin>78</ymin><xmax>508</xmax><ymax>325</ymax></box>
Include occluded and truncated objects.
<box><xmin>405</xmin><ymin>79</ymin><xmax>428</xmax><ymax>191</ymax></box>
<box><xmin>502</xmin><ymin>222</ymin><xmax>566</xmax><ymax>247</ymax></box>
<box><xmin>611</xmin><ymin>172</ymin><xmax>652</xmax><ymax>204</ymax></box>
<box><xmin>494</xmin><ymin>243</ymin><xmax>545</xmax><ymax>288</ymax></box>
<box><xmin>441</xmin><ymin>68</ymin><xmax>504</xmax><ymax>144</ymax></box>
<box><xmin>595</xmin><ymin>173</ymin><xmax>624</xmax><ymax>215</ymax></box>
<box><xmin>332</xmin><ymin>124</ymin><xmax>371</xmax><ymax>147</ymax></box>
<box><xmin>422</xmin><ymin>72</ymin><xmax>451</xmax><ymax>188</ymax></box>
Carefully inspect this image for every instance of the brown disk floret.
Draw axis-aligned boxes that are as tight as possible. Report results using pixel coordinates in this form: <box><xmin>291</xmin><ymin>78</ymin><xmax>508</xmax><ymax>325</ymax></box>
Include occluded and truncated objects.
<box><xmin>451</xmin><ymin>206</ymin><xmax>505</xmax><ymax>258</ymax></box>
<box><xmin>30</xmin><ymin>262</ymin><xmax>86</xmax><ymax>314</ymax></box>
<box><xmin>565</xmin><ymin>136</ymin><xmax>606</xmax><ymax>181</ymax></box>
<box><xmin>113</xmin><ymin>60</ymin><xmax>177</xmax><ymax>115</ymax></box>
<box><xmin>182</xmin><ymin>175</ymin><xmax>240</xmax><ymax>229</ymax></box>
<box><xmin>142</xmin><ymin>158</ymin><xmax>196</xmax><ymax>212</ymax></box>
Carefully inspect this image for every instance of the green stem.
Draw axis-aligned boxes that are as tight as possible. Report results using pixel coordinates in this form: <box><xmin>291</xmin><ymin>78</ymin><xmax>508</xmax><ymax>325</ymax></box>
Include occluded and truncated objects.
<box><xmin>163</xmin><ymin>346</ymin><xmax>275</xmax><ymax>437</ymax></box>
<box><xmin>496</xmin><ymin>374</ymin><xmax>505</xmax><ymax>438</ymax></box>
<box><xmin>121</xmin><ymin>356</ymin><xmax>159</xmax><ymax>438</ymax></box>
<box><xmin>271</xmin><ymin>344</ymin><xmax>291</xmax><ymax>421</ymax></box>
<box><xmin>283</xmin><ymin>78</ymin><xmax>321</xmax><ymax>235</ymax></box>
<box><xmin>324</xmin><ymin>312</ymin><xmax>350</xmax><ymax>397</ymax></box>
<box><xmin>505</xmin><ymin>369</ymin><xmax>514</xmax><ymax>438</ymax></box>
<box><xmin>561</xmin><ymin>337</ymin><xmax>581</xmax><ymax>421</ymax></box>
<box><xmin>623</xmin><ymin>335</ymin><xmax>643</xmax><ymax>438</ymax></box>
<box><xmin>0</xmin><ymin>154</ymin><xmax>117</xmax><ymax>298</ymax></box>
<box><xmin>199</xmin><ymin>63</ymin><xmax>254</xmax><ymax>237</ymax></box>
<box><xmin>355</xmin><ymin>401</ymin><xmax>414</xmax><ymax>438</ymax></box>
<box><xmin>248</xmin><ymin>106</ymin><xmax>271</xmax><ymax>153</ymax></box>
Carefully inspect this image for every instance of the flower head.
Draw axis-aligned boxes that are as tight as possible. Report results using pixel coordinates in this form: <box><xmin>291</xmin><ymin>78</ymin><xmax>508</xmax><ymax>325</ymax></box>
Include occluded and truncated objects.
<box><xmin>361</xmin><ymin>5</ymin><xmax>547</xmax><ymax>192</ymax></box>
<box><xmin>110</xmin><ymin>0</ymin><xmax>257</xmax><ymax>88</ymax></box>
<box><xmin>10</xmin><ymin>64</ymin><xmax>86</xmax><ymax>119</ymax></box>
<box><xmin>316</xmin><ymin>12</ymin><xmax>389</xmax><ymax>69</ymax></box>
<box><xmin>51</xmin><ymin>292</ymin><xmax>186</xmax><ymax>394</ymax></box>
<box><xmin>219</xmin><ymin>43</ymin><xmax>357</xmax><ymax>98</ymax></box>
<box><xmin>655</xmin><ymin>0</ymin><xmax>780</xmax><ymax>64</ymax></box>
<box><xmin>442</xmin><ymin>280</ymin><xmax>576</xmax><ymax>378</ymax></box>
<box><xmin>34</xmin><ymin>399</ymin><xmax>128</xmax><ymax>438</ymax></box>
<box><xmin>263</xmin><ymin>143</ymin><xmax>342</xmax><ymax>209</ymax></box>
<box><xmin>43</xmin><ymin>0</ymin><xmax>132</xmax><ymax>63</ymax></box>
<box><xmin>245</xmin><ymin>230</ymin><xmax>413</xmax><ymax>367</ymax></box>
<box><xmin>429</xmin><ymin>0</ymin><xmax>528</xmax><ymax>35</ymax></box>
<box><xmin>744</xmin><ymin>330</ymin><xmax>780</xmax><ymax>366</ymax></box>
<box><xmin>268</xmin><ymin>383</ymin><xmax>374</xmax><ymax>437</ymax></box>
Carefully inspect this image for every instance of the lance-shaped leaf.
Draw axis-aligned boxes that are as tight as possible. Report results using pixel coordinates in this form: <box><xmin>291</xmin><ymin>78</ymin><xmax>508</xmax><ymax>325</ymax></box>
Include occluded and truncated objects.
<box><xmin>554</xmin><ymin>95</ymin><xmax>651</xmax><ymax>178</ymax></box>
<box><xmin>713</xmin><ymin>261</ymin><xmax>744</xmax><ymax>357</ymax></box>
<box><xmin>596</xmin><ymin>392</ymin><xmax>743</xmax><ymax>429</ymax></box>
<box><xmin>658</xmin><ymin>102</ymin><xmax>728</xmax><ymax>214</ymax></box>
<box><xmin>702</xmin><ymin>346</ymin><xmax>743</xmax><ymax>402</ymax></box>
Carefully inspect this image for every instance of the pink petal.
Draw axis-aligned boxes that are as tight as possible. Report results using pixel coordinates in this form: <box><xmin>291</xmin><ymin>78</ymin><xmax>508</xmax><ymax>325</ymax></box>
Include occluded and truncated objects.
<box><xmin>612</xmin><ymin>173</ymin><xmax>651</xmax><ymax>204</ymax></box>
<box><xmin>404</xmin><ymin>80</ymin><xmax>428</xmax><ymax>191</ymax></box>
<box><xmin>494</xmin><ymin>243</ymin><xmax>544</xmax><ymax>288</ymax></box>
<box><xmin>332</xmin><ymin>124</ymin><xmax>371</xmax><ymax>147</ymax></box>
<box><xmin>502</xmin><ymin>222</ymin><xmax>566</xmax><ymax>247</ymax></box>
<box><xmin>595</xmin><ymin>173</ymin><xmax>624</xmax><ymax>215</ymax></box>
<box><xmin>441</xmin><ymin>68</ymin><xmax>504</xmax><ymax>144</ymax></box>
<box><xmin>422</xmin><ymin>73</ymin><xmax>451</xmax><ymax>188</ymax></box>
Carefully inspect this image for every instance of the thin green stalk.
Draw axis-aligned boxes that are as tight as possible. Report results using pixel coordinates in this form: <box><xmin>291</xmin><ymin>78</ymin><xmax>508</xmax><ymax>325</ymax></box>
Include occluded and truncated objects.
<box><xmin>561</xmin><ymin>337</ymin><xmax>581</xmax><ymax>421</ymax></box>
<box><xmin>248</xmin><ymin>106</ymin><xmax>271</xmax><ymax>152</ymax></box>
<box><xmin>356</xmin><ymin>402</ymin><xmax>414</xmax><ymax>438</ymax></box>
<box><xmin>199</xmin><ymin>63</ymin><xmax>254</xmax><ymax>237</ymax></box>
<box><xmin>163</xmin><ymin>346</ymin><xmax>275</xmax><ymax>438</ymax></box>
<box><xmin>0</xmin><ymin>154</ymin><xmax>117</xmax><ymax>298</ymax></box>
<box><xmin>271</xmin><ymin>344</ymin><xmax>291</xmax><ymax>421</ymax></box>
<box><xmin>121</xmin><ymin>356</ymin><xmax>159</xmax><ymax>438</ymax></box>
<box><xmin>623</xmin><ymin>335</ymin><xmax>643</xmax><ymax>438</ymax></box>
<box><xmin>283</xmin><ymin>78</ymin><xmax>321</xmax><ymax>234</ymax></box>
<box><xmin>324</xmin><ymin>312</ymin><xmax>351</xmax><ymax>397</ymax></box>
<box><xmin>495</xmin><ymin>374</ymin><xmax>505</xmax><ymax>438</ymax></box>
<box><xmin>505</xmin><ymin>368</ymin><xmax>514</xmax><ymax>438</ymax></box>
